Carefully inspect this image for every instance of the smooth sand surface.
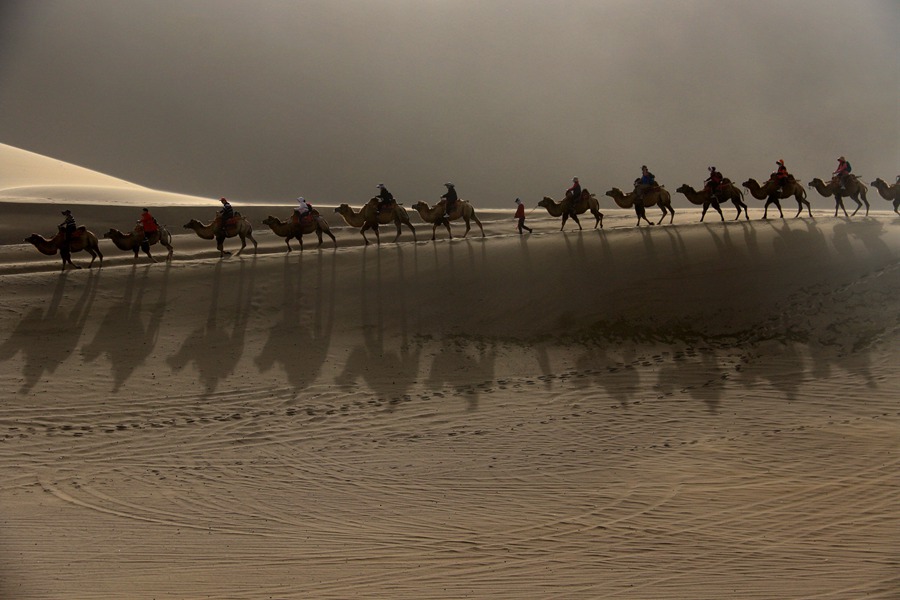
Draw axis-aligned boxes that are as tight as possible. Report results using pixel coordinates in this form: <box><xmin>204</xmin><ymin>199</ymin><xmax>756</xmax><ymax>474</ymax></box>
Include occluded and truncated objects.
<box><xmin>1</xmin><ymin>156</ymin><xmax>899</xmax><ymax>597</ymax></box>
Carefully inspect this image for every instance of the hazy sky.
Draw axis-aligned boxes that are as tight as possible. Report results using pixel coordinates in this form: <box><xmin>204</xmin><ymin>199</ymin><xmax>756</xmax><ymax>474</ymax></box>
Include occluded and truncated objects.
<box><xmin>1</xmin><ymin>0</ymin><xmax>897</xmax><ymax>207</ymax></box>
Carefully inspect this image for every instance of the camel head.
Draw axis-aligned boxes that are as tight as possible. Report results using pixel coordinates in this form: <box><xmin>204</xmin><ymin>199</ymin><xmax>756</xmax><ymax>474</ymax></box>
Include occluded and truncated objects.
<box><xmin>183</xmin><ymin>219</ymin><xmax>203</xmax><ymax>229</ymax></box>
<box><xmin>604</xmin><ymin>188</ymin><xmax>623</xmax><ymax>198</ymax></box>
<box><xmin>675</xmin><ymin>184</ymin><xmax>693</xmax><ymax>194</ymax></box>
<box><xmin>741</xmin><ymin>179</ymin><xmax>755</xmax><ymax>189</ymax></box>
<box><xmin>24</xmin><ymin>234</ymin><xmax>41</xmax><ymax>245</ymax></box>
<box><xmin>102</xmin><ymin>229</ymin><xmax>122</xmax><ymax>239</ymax></box>
<box><xmin>412</xmin><ymin>201</ymin><xmax>429</xmax><ymax>211</ymax></box>
<box><xmin>538</xmin><ymin>197</ymin><xmax>554</xmax><ymax>208</ymax></box>
<box><xmin>262</xmin><ymin>215</ymin><xmax>280</xmax><ymax>227</ymax></box>
<box><xmin>870</xmin><ymin>178</ymin><xmax>886</xmax><ymax>188</ymax></box>
<box><xmin>334</xmin><ymin>204</ymin><xmax>350</xmax><ymax>213</ymax></box>
<box><xmin>808</xmin><ymin>178</ymin><xmax>825</xmax><ymax>188</ymax></box>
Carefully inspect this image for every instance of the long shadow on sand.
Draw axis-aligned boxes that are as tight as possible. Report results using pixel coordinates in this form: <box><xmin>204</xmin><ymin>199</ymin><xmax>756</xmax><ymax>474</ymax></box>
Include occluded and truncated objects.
<box><xmin>81</xmin><ymin>264</ymin><xmax>170</xmax><ymax>391</ymax></box>
<box><xmin>335</xmin><ymin>245</ymin><xmax>421</xmax><ymax>407</ymax></box>
<box><xmin>254</xmin><ymin>253</ymin><xmax>335</xmax><ymax>392</ymax></box>
<box><xmin>0</xmin><ymin>272</ymin><xmax>99</xmax><ymax>393</ymax></box>
<box><xmin>166</xmin><ymin>259</ymin><xmax>256</xmax><ymax>396</ymax></box>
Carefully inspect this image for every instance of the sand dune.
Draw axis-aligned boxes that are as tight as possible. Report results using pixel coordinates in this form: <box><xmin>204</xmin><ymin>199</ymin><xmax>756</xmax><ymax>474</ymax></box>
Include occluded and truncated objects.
<box><xmin>1</xmin><ymin>147</ymin><xmax>899</xmax><ymax>598</ymax></box>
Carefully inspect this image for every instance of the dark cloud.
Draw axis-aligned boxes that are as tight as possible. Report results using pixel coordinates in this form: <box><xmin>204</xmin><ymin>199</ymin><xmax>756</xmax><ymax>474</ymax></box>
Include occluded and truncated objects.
<box><xmin>0</xmin><ymin>0</ymin><xmax>897</xmax><ymax>206</ymax></box>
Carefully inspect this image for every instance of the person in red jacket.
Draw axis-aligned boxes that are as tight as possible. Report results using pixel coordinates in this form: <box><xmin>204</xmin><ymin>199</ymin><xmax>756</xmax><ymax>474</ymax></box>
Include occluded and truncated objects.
<box><xmin>514</xmin><ymin>198</ymin><xmax>532</xmax><ymax>234</ymax></box>
<box><xmin>138</xmin><ymin>208</ymin><xmax>158</xmax><ymax>237</ymax></box>
<box><xmin>772</xmin><ymin>159</ymin><xmax>790</xmax><ymax>192</ymax></box>
<box><xmin>833</xmin><ymin>156</ymin><xmax>852</xmax><ymax>190</ymax></box>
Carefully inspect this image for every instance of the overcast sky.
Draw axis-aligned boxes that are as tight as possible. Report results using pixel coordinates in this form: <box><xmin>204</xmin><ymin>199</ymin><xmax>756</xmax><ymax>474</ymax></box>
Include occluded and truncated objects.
<box><xmin>0</xmin><ymin>0</ymin><xmax>897</xmax><ymax>207</ymax></box>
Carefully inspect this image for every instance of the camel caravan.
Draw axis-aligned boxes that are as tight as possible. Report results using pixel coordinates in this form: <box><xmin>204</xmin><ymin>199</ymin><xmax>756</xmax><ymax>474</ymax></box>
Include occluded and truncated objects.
<box><xmin>22</xmin><ymin>161</ymin><xmax>899</xmax><ymax>269</ymax></box>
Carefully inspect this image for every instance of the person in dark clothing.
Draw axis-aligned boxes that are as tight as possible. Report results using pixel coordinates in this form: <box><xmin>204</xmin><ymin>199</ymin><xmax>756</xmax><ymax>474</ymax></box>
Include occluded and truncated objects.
<box><xmin>441</xmin><ymin>182</ymin><xmax>458</xmax><ymax>219</ymax></box>
<box><xmin>634</xmin><ymin>165</ymin><xmax>655</xmax><ymax>202</ymax></box>
<box><xmin>376</xmin><ymin>183</ymin><xmax>394</xmax><ymax>214</ymax></box>
<box><xmin>59</xmin><ymin>209</ymin><xmax>77</xmax><ymax>250</ymax></box>
<box><xmin>514</xmin><ymin>198</ymin><xmax>532</xmax><ymax>234</ymax></box>
<box><xmin>566</xmin><ymin>177</ymin><xmax>581</xmax><ymax>216</ymax></box>
<box><xmin>216</xmin><ymin>197</ymin><xmax>235</xmax><ymax>238</ymax></box>
<box><xmin>704</xmin><ymin>166</ymin><xmax>723</xmax><ymax>200</ymax></box>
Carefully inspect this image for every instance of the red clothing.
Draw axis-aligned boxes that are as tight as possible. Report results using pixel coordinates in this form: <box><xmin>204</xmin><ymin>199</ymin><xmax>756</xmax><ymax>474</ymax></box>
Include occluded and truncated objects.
<box><xmin>833</xmin><ymin>160</ymin><xmax>850</xmax><ymax>177</ymax></box>
<box><xmin>515</xmin><ymin>203</ymin><xmax>526</xmax><ymax>219</ymax></box>
<box><xmin>140</xmin><ymin>212</ymin><xmax>158</xmax><ymax>233</ymax></box>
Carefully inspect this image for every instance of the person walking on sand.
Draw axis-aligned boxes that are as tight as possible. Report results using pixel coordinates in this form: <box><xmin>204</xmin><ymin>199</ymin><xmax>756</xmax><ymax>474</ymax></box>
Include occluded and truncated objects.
<box><xmin>514</xmin><ymin>198</ymin><xmax>532</xmax><ymax>234</ymax></box>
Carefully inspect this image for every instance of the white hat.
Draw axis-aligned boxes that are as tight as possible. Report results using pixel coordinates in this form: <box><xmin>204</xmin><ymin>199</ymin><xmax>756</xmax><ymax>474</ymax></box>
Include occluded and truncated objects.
<box><xmin>445</xmin><ymin>182</ymin><xmax>454</xmax><ymax>188</ymax></box>
<box><xmin>297</xmin><ymin>197</ymin><xmax>305</xmax><ymax>202</ymax></box>
<box><xmin>376</xmin><ymin>183</ymin><xmax>384</xmax><ymax>189</ymax></box>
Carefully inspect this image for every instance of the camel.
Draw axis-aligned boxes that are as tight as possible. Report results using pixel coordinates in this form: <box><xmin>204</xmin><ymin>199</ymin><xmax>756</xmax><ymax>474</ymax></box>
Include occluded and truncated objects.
<box><xmin>262</xmin><ymin>211</ymin><xmax>336</xmax><ymax>251</ymax></box>
<box><xmin>103</xmin><ymin>225</ymin><xmax>174</xmax><ymax>263</ymax></box>
<box><xmin>538</xmin><ymin>189</ymin><xmax>605</xmax><ymax>230</ymax></box>
<box><xmin>604</xmin><ymin>187</ymin><xmax>672</xmax><ymax>226</ymax></box>
<box><xmin>411</xmin><ymin>199</ymin><xmax>485</xmax><ymax>240</ymax></box>
<box><xmin>742</xmin><ymin>178</ymin><xmax>812</xmax><ymax>219</ymax></box>
<box><xmin>24</xmin><ymin>225</ymin><xmax>103</xmax><ymax>270</ymax></box>
<box><xmin>808</xmin><ymin>177</ymin><xmax>869</xmax><ymax>218</ymax></box>
<box><xmin>183</xmin><ymin>213</ymin><xmax>257</xmax><ymax>257</ymax></box>
<box><xmin>334</xmin><ymin>198</ymin><xmax>416</xmax><ymax>244</ymax></box>
<box><xmin>675</xmin><ymin>180</ymin><xmax>748</xmax><ymax>221</ymax></box>
<box><xmin>870</xmin><ymin>178</ymin><xmax>900</xmax><ymax>214</ymax></box>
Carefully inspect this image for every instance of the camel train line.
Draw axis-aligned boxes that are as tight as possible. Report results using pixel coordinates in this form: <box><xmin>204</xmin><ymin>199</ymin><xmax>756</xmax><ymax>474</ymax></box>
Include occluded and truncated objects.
<box><xmin>23</xmin><ymin>174</ymin><xmax>899</xmax><ymax>269</ymax></box>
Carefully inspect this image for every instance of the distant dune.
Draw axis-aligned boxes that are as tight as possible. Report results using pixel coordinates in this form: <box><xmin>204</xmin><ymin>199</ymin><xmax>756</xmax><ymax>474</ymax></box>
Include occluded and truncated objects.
<box><xmin>0</xmin><ymin>142</ymin><xmax>215</xmax><ymax>206</ymax></box>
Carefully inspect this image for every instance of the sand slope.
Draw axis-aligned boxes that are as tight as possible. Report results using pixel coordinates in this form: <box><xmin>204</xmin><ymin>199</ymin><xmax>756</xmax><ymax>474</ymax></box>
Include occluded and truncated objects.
<box><xmin>1</xmin><ymin>205</ymin><xmax>898</xmax><ymax>598</ymax></box>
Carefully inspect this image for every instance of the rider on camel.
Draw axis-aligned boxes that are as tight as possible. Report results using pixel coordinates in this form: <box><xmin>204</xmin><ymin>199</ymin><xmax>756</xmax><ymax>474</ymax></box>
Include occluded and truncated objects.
<box><xmin>59</xmin><ymin>209</ymin><xmax>77</xmax><ymax>250</ymax></box>
<box><xmin>441</xmin><ymin>182</ymin><xmax>458</xmax><ymax>219</ymax></box>
<box><xmin>704</xmin><ymin>166</ymin><xmax>723</xmax><ymax>201</ymax></box>
<box><xmin>376</xmin><ymin>183</ymin><xmax>394</xmax><ymax>214</ymax></box>
<box><xmin>634</xmin><ymin>166</ymin><xmax>655</xmax><ymax>203</ymax></box>
<box><xmin>216</xmin><ymin>198</ymin><xmax>235</xmax><ymax>237</ymax></box>
<box><xmin>772</xmin><ymin>159</ymin><xmax>791</xmax><ymax>193</ymax></box>
<box><xmin>295</xmin><ymin>197</ymin><xmax>311</xmax><ymax>222</ymax></box>
<box><xmin>566</xmin><ymin>177</ymin><xmax>581</xmax><ymax>216</ymax></box>
<box><xmin>138</xmin><ymin>208</ymin><xmax>159</xmax><ymax>242</ymax></box>
<box><xmin>833</xmin><ymin>156</ymin><xmax>852</xmax><ymax>190</ymax></box>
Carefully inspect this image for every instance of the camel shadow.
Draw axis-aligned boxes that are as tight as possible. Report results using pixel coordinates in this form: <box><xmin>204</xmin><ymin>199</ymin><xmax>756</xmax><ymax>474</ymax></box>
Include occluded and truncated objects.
<box><xmin>254</xmin><ymin>253</ymin><xmax>335</xmax><ymax>392</ymax></box>
<box><xmin>335</xmin><ymin>245</ymin><xmax>421</xmax><ymax>408</ymax></box>
<box><xmin>0</xmin><ymin>272</ymin><xmax>99</xmax><ymax>393</ymax></box>
<box><xmin>573</xmin><ymin>345</ymin><xmax>642</xmax><ymax>409</ymax></box>
<box><xmin>654</xmin><ymin>347</ymin><xmax>725</xmax><ymax>414</ymax></box>
<box><xmin>167</xmin><ymin>259</ymin><xmax>256</xmax><ymax>397</ymax></box>
<box><xmin>425</xmin><ymin>337</ymin><xmax>497</xmax><ymax>412</ymax></box>
<box><xmin>81</xmin><ymin>264</ymin><xmax>170</xmax><ymax>391</ymax></box>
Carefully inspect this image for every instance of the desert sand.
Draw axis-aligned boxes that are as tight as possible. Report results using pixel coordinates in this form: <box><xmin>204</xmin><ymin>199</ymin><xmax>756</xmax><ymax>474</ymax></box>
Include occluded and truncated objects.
<box><xmin>1</xmin><ymin>145</ymin><xmax>898</xmax><ymax>598</ymax></box>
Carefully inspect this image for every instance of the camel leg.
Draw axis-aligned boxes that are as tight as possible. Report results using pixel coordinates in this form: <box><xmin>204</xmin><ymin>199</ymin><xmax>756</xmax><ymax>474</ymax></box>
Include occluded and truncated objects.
<box><xmin>216</xmin><ymin>235</ymin><xmax>230</xmax><ymax>257</ymax></box>
<box><xmin>599</xmin><ymin>211</ymin><xmax>605</xmax><ymax>228</ymax></box>
<box><xmin>405</xmin><ymin>220</ymin><xmax>417</xmax><ymax>242</ymax></box>
<box><xmin>559</xmin><ymin>214</ymin><xmax>568</xmax><ymax>231</ymax></box>
<box><xmin>473</xmin><ymin>215</ymin><xmax>485</xmax><ymax>237</ymax></box>
<box><xmin>325</xmin><ymin>229</ymin><xmax>337</xmax><ymax>247</ymax></box>
<box><xmin>710</xmin><ymin>201</ymin><xmax>724</xmax><ymax>222</ymax></box>
<box><xmin>570</xmin><ymin>213</ymin><xmax>582</xmax><ymax>231</ymax></box>
<box><xmin>235</xmin><ymin>234</ymin><xmax>247</xmax><ymax>256</ymax></box>
<box><xmin>836</xmin><ymin>197</ymin><xmax>849</xmax><ymax>218</ymax></box>
<box><xmin>316</xmin><ymin>229</ymin><xmax>324</xmax><ymax>247</ymax></box>
<box><xmin>849</xmin><ymin>196</ymin><xmax>861</xmax><ymax>217</ymax></box>
<box><xmin>656</xmin><ymin>207</ymin><xmax>667</xmax><ymax>225</ymax></box>
<box><xmin>392</xmin><ymin>220</ymin><xmax>402</xmax><ymax>243</ymax></box>
<box><xmin>593</xmin><ymin>210</ymin><xmax>602</xmax><ymax>229</ymax></box>
<box><xmin>667</xmin><ymin>207</ymin><xmax>674</xmax><ymax>224</ymax></box>
<box><xmin>249</xmin><ymin>233</ymin><xmax>258</xmax><ymax>253</ymax></box>
<box><xmin>700</xmin><ymin>204</ymin><xmax>709</xmax><ymax>222</ymax></box>
<box><xmin>284</xmin><ymin>237</ymin><xmax>293</xmax><ymax>252</ymax></box>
